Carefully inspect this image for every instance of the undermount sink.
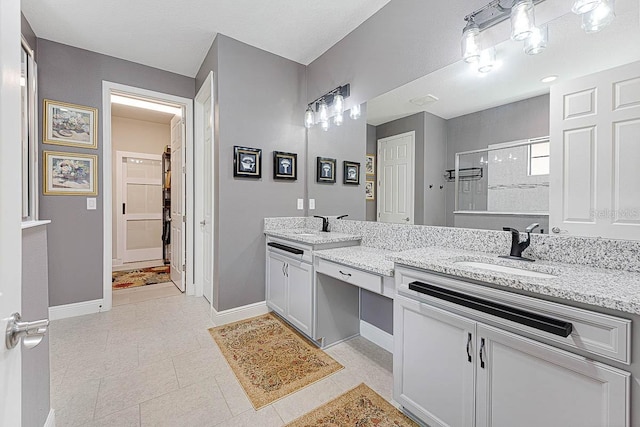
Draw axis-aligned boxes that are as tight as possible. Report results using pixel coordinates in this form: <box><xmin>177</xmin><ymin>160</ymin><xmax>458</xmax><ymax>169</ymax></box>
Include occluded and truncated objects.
<box><xmin>453</xmin><ymin>261</ymin><xmax>558</xmax><ymax>279</ymax></box>
<box><xmin>292</xmin><ymin>231</ymin><xmax>319</xmax><ymax>237</ymax></box>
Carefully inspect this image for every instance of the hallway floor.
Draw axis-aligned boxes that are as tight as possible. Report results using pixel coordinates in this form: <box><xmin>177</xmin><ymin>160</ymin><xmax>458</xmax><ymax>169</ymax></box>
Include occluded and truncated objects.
<box><xmin>49</xmin><ymin>286</ymin><xmax>394</xmax><ymax>426</ymax></box>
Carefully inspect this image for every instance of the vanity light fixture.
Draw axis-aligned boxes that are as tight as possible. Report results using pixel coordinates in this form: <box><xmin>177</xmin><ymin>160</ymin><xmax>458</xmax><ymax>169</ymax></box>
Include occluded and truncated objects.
<box><xmin>524</xmin><ymin>25</ymin><xmax>548</xmax><ymax>55</ymax></box>
<box><xmin>350</xmin><ymin>104</ymin><xmax>361</xmax><ymax>120</ymax></box>
<box><xmin>511</xmin><ymin>0</ymin><xmax>536</xmax><ymax>41</ymax></box>
<box><xmin>334</xmin><ymin>112</ymin><xmax>344</xmax><ymax>126</ymax></box>
<box><xmin>582</xmin><ymin>0</ymin><xmax>615</xmax><ymax>33</ymax></box>
<box><xmin>304</xmin><ymin>84</ymin><xmax>353</xmax><ymax>131</ymax></box>
<box><xmin>318</xmin><ymin>99</ymin><xmax>329</xmax><ymax>124</ymax></box>
<box><xmin>478</xmin><ymin>47</ymin><xmax>497</xmax><ymax>73</ymax></box>
<box><xmin>572</xmin><ymin>0</ymin><xmax>602</xmax><ymax>14</ymax></box>
<box><xmin>462</xmin><ymin>18</ymin><xmax>481</xmax><ymax>63</ymax></box>
<box><xmin>304</xmin><ymin>106</ymin><xmax>315</xmax><ymax>129</ymax></box>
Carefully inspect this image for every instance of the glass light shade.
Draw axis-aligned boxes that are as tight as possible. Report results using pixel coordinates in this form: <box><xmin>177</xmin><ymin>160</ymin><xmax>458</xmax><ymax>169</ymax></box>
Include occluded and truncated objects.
<box><xmin>477</xmin><ymin>47</ymin><xmax>496</xmax><ymax>73</ymax></box>
<box><xmin>333</xmin><ymin>92</ymin><xmax>344</xmax><ymax>115</ymax></box>
<box><xmin>318</xmin><ymin>100</ymin><xmax>329</xmax><ymax>123</ymax></box>
<box><xmin>524</xmin><ymin>25</ymin><xmax>548</xmax><ymax>55</ymax></box>
<box><xmin>304</xmin><ymin>106</ymin><xmax>315</xmax><ymax>129</ymax></box>
<box><xmin>582</xmin><ymin>0</ymin><xmax>615</xmax><ymax>33</ymax></box>
<box><xmin>572</xmin><ymin>0</ymin><xmax>602</xmax><ymax>14</ymax></box>
<box><xmin>461</xmin><ymin>21</ymin><xmax>481</xmax><ymax>63</ymax></box>
<box><xmin>511</xmin><ymin>0</ymin><xmax>536</xmax><ymax>41</ymax></box>
<box><xmin>321</xmin><ymin>119</ymin><xmax>330</xmax><ymax>132</ymax></box>
<box><xmin>334</xmin><ymin>112</ymin><xmax>343</xmax><ymax>126</ymax></box>
<box><xmin>350</xmin><ymin>104</ymin><xmax>361</xmax><ymax>120</ymax></box>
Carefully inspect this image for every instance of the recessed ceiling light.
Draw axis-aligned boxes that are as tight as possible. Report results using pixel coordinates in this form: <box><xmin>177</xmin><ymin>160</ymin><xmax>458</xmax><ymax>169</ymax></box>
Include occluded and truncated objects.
<box><xmin>541</xmin><ymin>75</ymin><xmax>558</xmax><ymax>83</ymax></box>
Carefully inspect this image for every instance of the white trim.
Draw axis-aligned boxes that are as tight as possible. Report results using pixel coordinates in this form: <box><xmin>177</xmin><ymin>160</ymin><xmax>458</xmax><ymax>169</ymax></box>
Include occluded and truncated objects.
<box><xmin>21</xmin><ymin>220</ymin><xmax>51</xmax><ymax>230</ymax></box>
<box><xmin>453</xmin><ymin>211</ymin><xmax>550</xmax><ymax>216</ymax></box>
<box><xmin>43</xmin><ymin>409</ymin><xmax>55</xmax><ymax>427</ymax></box>
<box><xmin>210</xmin><ymin>301</ymin><xmax>270</xmax><ymax>326</ymax></box>
<box><xmin>49</xmin><ymin>299</ymin><xmax>104</xmax><ymax>321</ymax></box>
<box><xmin>102</xmin><ymin>81</ymin><xmax>195</xmax><ymax>313</ymax></box>
<box><xmin>377</xmin><ymin>131</ymin><xmax>416</xmax><ymax>224</ymax></box>
<box><xmin>360</xmin><ymin>320</ymin><xmax>394</xmax><ymax>353</ymax></box>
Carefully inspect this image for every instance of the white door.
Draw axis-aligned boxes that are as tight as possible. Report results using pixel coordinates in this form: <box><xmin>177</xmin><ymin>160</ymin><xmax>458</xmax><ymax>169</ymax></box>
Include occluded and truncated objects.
<box><xmin>394</xmin><ymin>295</ymin><xmax>476</xmax><ymax>427</ymax></box>
<box><xmin>286</xmin><ymin>260</ymin><xmax>313</xmax><ymax>336</ymax></box>
<box><xmin>475</xmin><ymin>323</ymin><xmax>629</xmax><ymax>427</ymax></box>
<box><xmin>117</xmin><ymin>152</ymin><xmax>163</xmax><ymax>263</ymax></box>
<box><xmin>195</xmin><ymin>73</ymin><xmax>215</xmax><ymax>303</ymax></box>
<box><xmin>550</xmin><ymin>60</ymin><xmax>640</xmax><ymax>239</ymax></box>
<box><xmin>378</xmin><ymin>131</ymin><xmax>415</xmax><ymax>224</ymax></box>
<box><xmin>170</xmin><ymin>114</ymin><xmax>186</xmax><ymax>291</ymax></box>
<box><xmin>0</xmin><ymin>0</ymin><xmax>24</xmax><ymax>424</ymax></box>
<box><xmin>266</xmin><ymin>252</ymin><xmax>287</xmax><ymax>316</ymax></box>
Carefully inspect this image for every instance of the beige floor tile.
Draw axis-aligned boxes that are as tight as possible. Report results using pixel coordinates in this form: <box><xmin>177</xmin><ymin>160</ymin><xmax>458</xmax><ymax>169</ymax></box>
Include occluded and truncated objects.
<box><xmin>172</xmin><ymin>347</ymin><xmax>228</xmax><ymax>388</ymax></box>
<box><xmin>61</xmin><ymin>342</ymin><xmax>139</xmax><ymax>387</ymax></box>
<box><xmin>215</xmin><ymin>371</ymin><xmax>253</xmax><ymax>415</ymax></box>
<box><xmin>52</xmin><ymin>378</ymin><xmax>100</xmax><ymax>427</ymax></box>
<box><xmin>138</xmin><ymin>328</ymin><xmax>202</xmax><ymax>365</ymax></box>
<box><xmin>94</xmin><ymin>358</ymin><xmax>179</xmax><ymax>419</ymax></box>
<box><xmin>83</xmin><ymin>405</ymin><xmax>140</xmax><ymax>427</ymax></box>
<box><xmin>271</xmin><ymin>377</ymin><xmax>344</xmax><ymax>424</ymax></box>
<box><xmin>140</xmin><ymin>379</ymin><xmax>232</xmax><ymax>427</ymax></box>
<box><xmin>216</xmin><ymin>405</ymin><xmax>284</xmax><ymax>427</ymax></box>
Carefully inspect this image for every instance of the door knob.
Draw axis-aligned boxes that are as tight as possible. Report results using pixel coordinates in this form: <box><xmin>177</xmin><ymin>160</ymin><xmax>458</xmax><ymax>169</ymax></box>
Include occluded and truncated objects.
<box><xmin>200</xmin><ymin>220</ymin><xmax>206</xmax><ymax>226</ymax></box>
<box><xmin>405</xmin><ymin>217</ymin><xmax>410</xmax><ymax>222</ymax></box>
<box><xmin>5</xmin><ymin>312</ymin><xmax>49</xmax><ymax>350</ymax></box>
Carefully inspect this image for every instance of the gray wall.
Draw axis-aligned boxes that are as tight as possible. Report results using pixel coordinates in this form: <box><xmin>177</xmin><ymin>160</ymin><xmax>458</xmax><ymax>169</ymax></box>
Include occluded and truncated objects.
<box><xmin>366</xmin><ymin>124</ymin><xmax>376</xmax><ymax>221</ymax></box>
<box><xmin>37</xmin><ymin>39</ymin><xmax>195</xmax><ymax>306</ymax></box>
<box><xmin>307</xmin><ymin>104</ymin><xmax>367</xmax><ymax>220</ymax></box>
<box><xmin>22</xmin><ymin>226</ymin><xmax>50</xmax><ymax>427</ymax></box>
<box><xmin>360</xmin><ymin>289</ymin><xmax>393</xmax><ymax>335</ymax></box>
<box><xmin>454</xmin><ymin>213</ymin><xmax>550</xmax><ymax>234</ymax></box>
<box><xmin>197</xmin><ymin>35</ymin><xmax>307</xmax><ymax>311</ymax></box>
<box><xmin>445</xmin><ymin>94</ymin><xmax>551</xmax><ymax>226</ymax></box>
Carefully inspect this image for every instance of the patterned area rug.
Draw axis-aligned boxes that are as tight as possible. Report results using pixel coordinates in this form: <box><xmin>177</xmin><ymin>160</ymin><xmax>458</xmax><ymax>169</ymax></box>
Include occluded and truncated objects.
<box><xmin>112</xmin><ymin>266</ymin><xmax>170</xmax><ymax>290</ymax></box>
<box><xmin>286</xmin><ymin>383</ymin><xmax>419</xmax><ymax>427</ymax></box>
<box><xmin>208</xmin><ymin>313</ymin><xmax>344</xmax><ymax>409</ymax></box>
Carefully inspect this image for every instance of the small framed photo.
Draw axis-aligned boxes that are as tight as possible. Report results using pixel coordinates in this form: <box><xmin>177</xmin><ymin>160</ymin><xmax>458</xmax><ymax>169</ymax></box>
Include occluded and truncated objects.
<box><xmin>43</xmin><ymin>99</ymin><xmax>98</xmax><ymax>149</ymax></box>
<box><xmin>316</xmin><ymin>157</ymin><xmax>336</xmax><ymax>183</ymax></box>
<box><xmin>365</xmin><ymin>180</ymin><xmax>375</xmax><ymax>200</ymax></box>
<box><xmin>273</xmin><ymin>151</ymin><xmax>297</xmax><ymax>180</ymax></box>
<box><xmin>365</xmin><ymin>154</ymin><xmax>375</xmax><ymax>176</ymax></box>
<box><xmin>343</xmin><ymin>161</ymin><xmax>360</xmax><ymax>185</ymax></box>
<box><xmin>234</xmin><ymin>146</ymin><xmax>262</xmax><ymax>178</ymax></box>
<box><xmin>43</xmin><ymin>151</ymin><xmax>98</xmax><ymax>196</ymax></box>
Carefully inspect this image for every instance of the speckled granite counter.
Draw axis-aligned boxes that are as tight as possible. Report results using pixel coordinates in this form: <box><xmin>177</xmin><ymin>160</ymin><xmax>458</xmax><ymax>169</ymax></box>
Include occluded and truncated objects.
<box><xmin>388</xmin><ymin>247</ymin><xmax>640</xmax><ymax>315</ymax></box>
<box><xmin>265</xmin><ymin>229</ymin><xmax>361</xmax><ymax>246</ymax></box>
<box><xmin>314</xmin><ymin>246</ymin><xmax>396</xmax><ymax>277</ymax></box>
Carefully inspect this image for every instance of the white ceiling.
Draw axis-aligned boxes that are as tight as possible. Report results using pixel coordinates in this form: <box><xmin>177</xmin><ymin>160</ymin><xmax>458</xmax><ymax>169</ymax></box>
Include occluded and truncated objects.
<box><xmin>367</xmin><ymin>0</ymin><xmax>640</xmax><ymax>124</ymax></box>
<box><xmin>21</xmin><ymin>0</ymin><xmax>390</xmax><ymax>77</ymax></box>
<box><xmin>111</xmin><ymin>103</ymin><xmax>175</xmax><ymax>124</ymax></box>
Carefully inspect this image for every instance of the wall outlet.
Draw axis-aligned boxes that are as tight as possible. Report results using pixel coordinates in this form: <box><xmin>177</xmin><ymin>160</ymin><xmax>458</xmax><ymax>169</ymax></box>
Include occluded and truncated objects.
<box><xmin>87</xmin><ymin>198</ymin><xmax>97</xmax><ymax>210</ymax></box>
<box><xmin>309</xmin><ymin>199</ymin><xmax>316</xmax><ymax>210</ymax></box>
<box><xmin>297</xmin><ymin>198</ymin><xmax>304</xmax><ymax>210</ymax></box>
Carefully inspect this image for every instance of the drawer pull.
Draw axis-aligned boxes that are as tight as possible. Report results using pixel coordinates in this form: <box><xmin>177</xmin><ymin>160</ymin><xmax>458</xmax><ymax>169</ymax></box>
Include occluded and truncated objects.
<box><xmin>339</xmin><ymin>270</ymin><xmax>352</xmax><ymax>277</ymax></box>
<box><xmin>466</xmin><ymin>333</ymin><xmax>472</xmax><ymax>363</ymax></box>
<box><xmin>268</xmin><ymin>242</ymin><xmax>304</xmax><ymax>255</ymax></box>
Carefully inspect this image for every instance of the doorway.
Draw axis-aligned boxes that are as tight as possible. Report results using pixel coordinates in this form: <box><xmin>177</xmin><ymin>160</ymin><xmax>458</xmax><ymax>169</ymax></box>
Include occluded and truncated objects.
<box><xmin>377</xmin><ymin>131</ymin><xmax>416</xmax><ymax>224</ymax></box>
<box><xmin>102</xmin><ymin>82</ymin><xmax>195</xmax><ymax>312</ymax></box>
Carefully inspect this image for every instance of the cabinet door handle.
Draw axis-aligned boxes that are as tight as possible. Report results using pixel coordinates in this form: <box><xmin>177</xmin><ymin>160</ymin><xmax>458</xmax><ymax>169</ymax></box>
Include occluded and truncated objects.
<box><xmin>285</xmin><ymin>264</ymin><xmax>289</xmax><ymax>277</ymax></box>
<box><xmin>466</xmin><ymin>333</ymin><xmax>472</xmax><ymax>363</ymax></box>
<box><xmin>339</xmin><ymin>270</ymin><xmax>352</xmax><ymax>277</ymax></box>
<box><xmin>282</xmin><ymin>263</ymin><xmax>286</xmax><ymax>276</ymax></box>
<box><xmin>479</xmin><ymin>338</ymin><xmax>486</xmax><ymax>369</ymax></box>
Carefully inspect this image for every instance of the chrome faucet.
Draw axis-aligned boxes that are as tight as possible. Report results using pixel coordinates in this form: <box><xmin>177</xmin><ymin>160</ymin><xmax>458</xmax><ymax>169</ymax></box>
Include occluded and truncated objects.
<box><xmin>501</xmin><ymin>223</ymin><xmax>539</xmax><ymax>262</ymax></box>
<box><xmin>314</xmin><ymin>215</ymin><xmax>330</xmax><ymax>232</ymax></box>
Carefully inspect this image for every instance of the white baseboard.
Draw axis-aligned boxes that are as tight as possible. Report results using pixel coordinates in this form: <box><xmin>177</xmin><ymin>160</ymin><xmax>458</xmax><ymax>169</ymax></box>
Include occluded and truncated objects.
<box><xmin>44</xmin><ymin>409</ymin><xmax>55</xmax><ymax>427</ymax></box>
<box><xmin>211</xmin><ymin>301</ymin><xmax>270</xmax><ymax>326</ymax></box>
<box><xmin>360</xmin><ymin>320</ymin><xmax>394</xmax><ymax>353</ymax></box>
<box><xmin>49</xmin><ymin>299</ymin><xmax>104</xmax><ymax>321</ymax></box>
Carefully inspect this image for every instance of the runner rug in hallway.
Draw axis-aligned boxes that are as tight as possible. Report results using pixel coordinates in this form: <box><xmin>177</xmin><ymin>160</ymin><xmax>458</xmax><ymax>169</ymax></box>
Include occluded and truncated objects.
<box><xmin>208</xmin><ymin>313</ymin><xmax>343</xmax><ymax>409</ymax></box>
<box><xmin>112</xmin><ymin>265</ymin><xmax>170</xmax><ymax>290</ymax></box>
<box><xmin>286</xmin><ymin>383</ymin><xmax>419</xmax><ymax>427</ymax></box>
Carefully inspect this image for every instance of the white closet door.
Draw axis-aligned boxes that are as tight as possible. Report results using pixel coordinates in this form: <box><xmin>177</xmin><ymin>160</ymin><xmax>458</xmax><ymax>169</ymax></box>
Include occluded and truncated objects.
<box><xmin>170</xmin><ymin>114</ymin><xmax>186</xmax><ymax>291</ymax></box>
<box><xmin>550</xmin><ymin>60</ymin><xmax>640</xmax><ymax>239</ymax></box>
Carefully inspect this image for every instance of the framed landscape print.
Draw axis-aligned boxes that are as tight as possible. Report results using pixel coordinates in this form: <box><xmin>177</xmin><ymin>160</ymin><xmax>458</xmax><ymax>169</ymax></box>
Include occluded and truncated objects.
<box><xmin>343</xmin><ymin>161</ymin><xmax>360</xmax><ymax>185</ymax></box>
<box><xmin>234</xmin><ymin>146</ymin><xmax>262</xmax><ymax>178</ymax></box>
<box><xmin>365</xmin><ymin>154</ymin><xmax>375</xmax><ymax>176</ymax></box>
<box><xmin>43</xmin><ymin>151</ymin><xmax>98</xmax><ymax>196</ymax></box>
<box><xmin>316</xmin><ymin>157</ymin><xmax>336</xmax><ymax>183</ymax></box>
<box><xmin>273</xmin><ymin>151</ymin><xmax>297</xmax><ymax>180</ymax></box>
<box><xmin>365</xmin><ymin>180</ymin><xmax>375</xmax><ymax>200</ymax></box>
<box><xmin>43</xmin><ymin>99</ymin><xmax>98</xmax><ymax>149</ymax></box>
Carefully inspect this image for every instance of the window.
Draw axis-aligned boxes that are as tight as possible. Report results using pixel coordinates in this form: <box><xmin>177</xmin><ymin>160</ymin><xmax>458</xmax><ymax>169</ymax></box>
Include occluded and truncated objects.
<box><xmin>21</xmin><ymin>42</ymin><xmax>38</xmax><ymax>221</ymax></box>
<box><xmin>528</xmin><ymin>141</ymin><xmax>550</xmax><ymax>176</ymax></box>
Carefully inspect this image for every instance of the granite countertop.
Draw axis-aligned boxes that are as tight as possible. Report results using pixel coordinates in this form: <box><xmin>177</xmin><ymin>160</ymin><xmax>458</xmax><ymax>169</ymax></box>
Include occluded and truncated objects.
<box><xmin>388</xmin><ymin>247</ymin><xmax>640</xmax><ymax>315</ymax></box>
<box><xmin>314</xmin><ymin>246</ymin><xmax>396</xmax><ymax>277</ymax></box>
<box><xmin>265</xmin><ymin>228</ymin><xmax>361</xmax><ymax>245</ymax></box>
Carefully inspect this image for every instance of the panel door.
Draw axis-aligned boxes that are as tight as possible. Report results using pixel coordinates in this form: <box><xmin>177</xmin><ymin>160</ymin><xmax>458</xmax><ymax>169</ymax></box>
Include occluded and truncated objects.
<box><xmin>199</xmin><ymin>77</ymin><xmax>215</xmax><ymax>304</ymax></box>
<box><xmin>286</xmin><ymin>259</ymin><xmax>313</xmax><ymax>337</ymax></box>
<box><xmin>550</xmin><ymin>60</ymin><xmax>640</xmax><ymax>239</ymax></box>
<box><xmin>266</xmin><ymin>253</ymin><xmax>287</xmax><ymax>316</ymax></box>
<box><xmin>378</xmin><ymin>131</ymin><xmax>415</xmax><ymax>224</ymax></box>
<box><xmin>170</xmin><ymin>114</ymin><xmax>185</xmax><ymax>291</ymax></box>
<box><xmin>394</xmin><ymin>295</ymin><xmax>476</xmax><ymax>427</ymax></box>
<box><xmin>475</xmin><ymin>323</ymin><xmax>630</xmax><ymax>427</ymax></box>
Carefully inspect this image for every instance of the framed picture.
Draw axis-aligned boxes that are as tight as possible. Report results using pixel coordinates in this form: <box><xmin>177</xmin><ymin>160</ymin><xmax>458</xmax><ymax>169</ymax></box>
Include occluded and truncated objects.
<box><xmin>43</xmin><ymin>99</ymin><xmax>98</xmax><ymax>149</ymax></box>
<box><xmin>316</xmin><ymin>157</ymin><xmax>336</xmax><ymax>183</ymax></box>
<box><xmin>365</xmin><ymin>154</ymin><xmax>375</xmax><ymax>176</ymax></box>
<box><xmin>343</xmin><ymin>161</ymin><xmax>360</xmax><ymax>185</ymax></box>
<box><xmin>273</xmin><ymin>151</ymin><xmax>297</xmax><ymax>180</ymax></box>
<box><xmin>365</xmin><ymin>180</ymin><xmax>375</xmax><ymax>200</ymax></box>
<box><xmin>234</xmin><ymin>146</ymin><xmax>262</xmax><ymax>178</ymax></box>
<box><xmin>43</xmin><ymin>151</ymin><xmax>98</xmax><ymax>195</ymax></box>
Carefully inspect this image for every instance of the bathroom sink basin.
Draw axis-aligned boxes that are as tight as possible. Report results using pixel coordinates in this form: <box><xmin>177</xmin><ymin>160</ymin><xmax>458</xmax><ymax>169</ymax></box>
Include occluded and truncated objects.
<box><xmin>453</xmin><ymin>261</ymin><xmax>557</xmax><ymax>279</ymax></box>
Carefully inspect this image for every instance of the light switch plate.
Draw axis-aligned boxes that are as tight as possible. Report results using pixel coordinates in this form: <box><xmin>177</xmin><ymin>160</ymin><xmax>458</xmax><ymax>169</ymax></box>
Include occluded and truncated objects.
<box><xmin>309</xmin><ymin>199</ymin><xmax>316</xmax><ymax>210</ymax></box>
<box><xmin>297</xmin><ymin>198</ymin><xmax>304</xmax><ymax>210</ymax></box>
<box><xmin>87</xmin><ymin>198</ymin><xmax>97</xmax><ymax>210</ymax></box>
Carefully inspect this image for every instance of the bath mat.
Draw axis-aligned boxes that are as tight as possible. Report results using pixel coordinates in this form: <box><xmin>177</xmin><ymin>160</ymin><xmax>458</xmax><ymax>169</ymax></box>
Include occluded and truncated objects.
<box><xmin>208</xmin><ymin>313</ymin><xmax>343</xmax><ymax>409</ymax></box>
<box><xmin>112</xmin><ymin>265</ymin><xmax>170</xmax><ymax>290</ymax></box>
<box><xmin>286</xmin><ymin>383</ymin><xmax>419</xmax><ymax>427</ymax></box>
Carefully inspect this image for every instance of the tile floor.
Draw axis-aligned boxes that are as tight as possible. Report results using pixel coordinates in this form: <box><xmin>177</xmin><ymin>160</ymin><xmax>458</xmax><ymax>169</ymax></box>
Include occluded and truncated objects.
<box><xmin>50</xmin><ymin>284</ymin><xmax>394</xmax><ymax>426</ymax></box>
